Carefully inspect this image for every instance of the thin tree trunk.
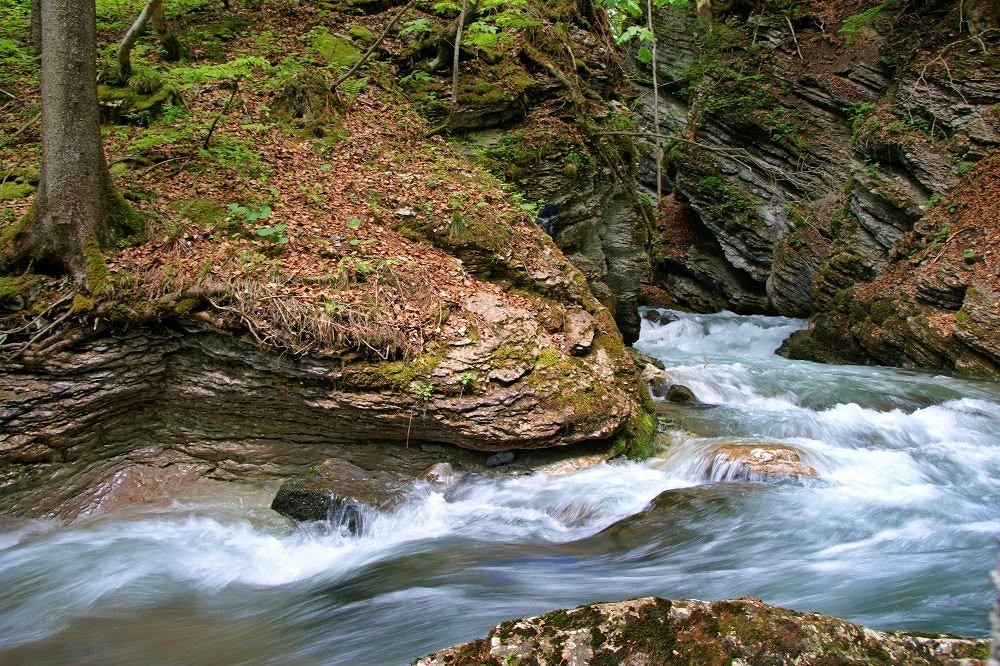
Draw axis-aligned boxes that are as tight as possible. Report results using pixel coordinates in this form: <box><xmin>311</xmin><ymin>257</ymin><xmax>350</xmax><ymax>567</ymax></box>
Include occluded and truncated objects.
<box><xmin>149</xmin><ymin>0</ymin><xmax>182</xmax><ymax>61</ymax></box>
<box><xmin>118</xmin><ymin>0</ymin><xmax>157</xmax><ymax>81</ymax></box>
<box><xmin>30</xmin><ymin>0</ymin><xmax>41</xmax><ymax>51</ymax></box>
<box><xmin>647</xmin><ymin>0</ymin><xmax>661</xmax><ymax>200</ymax></box>
<box><xmin>451</xmin><ymin>0</ymin><xmax>471</xmax><ymax>106</ymax></box>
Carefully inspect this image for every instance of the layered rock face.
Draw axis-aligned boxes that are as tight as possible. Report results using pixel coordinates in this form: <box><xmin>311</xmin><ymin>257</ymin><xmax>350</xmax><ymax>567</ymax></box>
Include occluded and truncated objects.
<box><xmin>414</xmin><ymin>596</ymin><xmax>990</xmax><ymax>665</ymax></box>
<box><xmin>0</xmin><ymin>279</ymin><xmax>649</xmax><ymax>521</ymax></box>
<box><xmin>633</xmin><ymin>0</ymin><xmax>999</xmax><ymax>374</ymax></box>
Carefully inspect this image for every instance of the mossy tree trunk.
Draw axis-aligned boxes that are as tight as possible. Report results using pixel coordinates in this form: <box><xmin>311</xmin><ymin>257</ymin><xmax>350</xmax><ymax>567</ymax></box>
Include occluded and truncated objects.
<box><xmin>4</xmin><ymin>0</ymin><xmax>142</xmax><ymax>289</ymax></box>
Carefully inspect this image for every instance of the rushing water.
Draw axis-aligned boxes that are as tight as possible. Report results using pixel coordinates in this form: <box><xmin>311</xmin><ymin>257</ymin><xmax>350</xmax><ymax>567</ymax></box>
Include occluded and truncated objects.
<box><xmin>1</xmin><ymin>310</ymin><xmax>998</xmax><ymax>664</ymax></box>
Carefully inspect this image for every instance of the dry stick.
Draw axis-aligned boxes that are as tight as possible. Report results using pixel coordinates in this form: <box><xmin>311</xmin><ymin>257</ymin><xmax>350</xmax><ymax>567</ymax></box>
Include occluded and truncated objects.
<box><xmin>331</xmin><ymin>0</ymin><xmax>418</xmax><ymax>90</ymax></box>
<box><xmin>451</xmin><ymin>0</ymin><xmax>471</xmax><ymax>107</ymax></box>
<box><xmin>4</xmin><ymin>295</ymin><xmax>77</xmax><ymax>359</ymax></box>
<box><xmin>0</xmin><ymin>291</ymin><xmax>73</xmax><ymax>338</ymax></box>
<box><xmin>202</xmin><ymin>81</ymin><xmax>239</xmax><ymax>150</ymax></box>
<box><xmin>2</xmin><ymin>112</ymin><xmax>41</xmax><ymax>147</ymax></box>
<box><xmin>786</xmin><ymin>15</ymin><xmax>803</xmax><ymax>60</ymax></box>
<box><xmin>647</xmin><ymin>0</ymin><xmax>662</xmax><ymax>201</ymax></box>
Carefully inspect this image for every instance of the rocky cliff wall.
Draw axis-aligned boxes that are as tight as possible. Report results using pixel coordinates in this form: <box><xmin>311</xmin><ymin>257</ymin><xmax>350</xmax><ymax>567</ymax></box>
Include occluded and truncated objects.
<box><xmin>632</xmin><ymin>0</ymin><xmax>999</xmax><ymax>375</ymax></box>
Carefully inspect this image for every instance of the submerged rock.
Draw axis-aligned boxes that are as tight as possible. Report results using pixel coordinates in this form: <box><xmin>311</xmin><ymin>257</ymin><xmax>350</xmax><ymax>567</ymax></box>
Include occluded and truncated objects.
<box><xmin>665</xmin><ymin>384</ymin><xmax>697</xmax><ymax>404</ymax></box>
<box><xmin>707</xmin><ymin>444</ymin><xmax>818</xmax><ymax>482</ymax></box>
<box><xmin>270</xmin><ymin>458</ymin><xmax>410</xmax><ymax>531</ymax></box>
<box><xmin>414</xmin><ymin>596</ymin><xmax>990</xmax><ymax>665</ymax></box>
<box><xmin>485</xmin><ymin>451</ymin><xmax>515</xmax><ymax>467</ymax></box>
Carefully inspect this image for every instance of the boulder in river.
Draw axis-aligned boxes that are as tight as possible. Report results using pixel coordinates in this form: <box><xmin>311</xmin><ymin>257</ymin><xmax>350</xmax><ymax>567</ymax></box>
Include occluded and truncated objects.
<box><xmin>707</xmin><ymin>444</ymin><xmax>817</xmax><ymax>482</ymax></box>
<box><xmin>665</xmin><ymin>384</ymin><xmax>697</xmax><ymax>404</ymax></box>
<box><xmin>413</xmin><ymin>596</ymin><xmax>990</xmax><ymax>665</ymax></box>
<box><xmin>271</xmin><ymin>458</ymin><xmax>411</xmax><ymax>532</ymax></box>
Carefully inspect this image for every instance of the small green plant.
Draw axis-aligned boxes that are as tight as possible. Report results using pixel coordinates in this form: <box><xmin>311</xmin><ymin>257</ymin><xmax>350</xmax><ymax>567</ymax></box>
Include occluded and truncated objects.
<box><xmin>962</xmin><ymin>248</ymin><xmax>977</xmax><ymax>263</ymax></box>
<box><xmin>410</xmin><ymin>380</ymin><xmax>434</xmax><ymax>401</ymax></box>
<box><xmin>227</xmin><ymin>202</ymin><xmax>271</xmax><ymax>232</ymax></box>
<box><xmin>957</xmin><ymin>161</ymin><xmax>973</xmax><ymax>177</ymax></box>
<box><xmin>399</xmin><ymin>18</ymin><xmax>432</xmax><ymax>38</ymax></box>
<box><xmin>457</xmin><ymin>371</ymin><xmax>477</xmax><ymax>395</ymax></box>
<box><xmin>255</xmin><ymin>222</ymin><xmax>289</xmax><ymax>245</ymax></box>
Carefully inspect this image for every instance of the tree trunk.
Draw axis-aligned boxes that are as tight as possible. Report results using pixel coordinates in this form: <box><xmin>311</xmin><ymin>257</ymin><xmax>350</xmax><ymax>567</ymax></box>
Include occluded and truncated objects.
<box><xmin>149</xmin><ymin>0</ymin><xmax>183</xmax><ymax>61</ymax></box>
<box><xmin>118</xmin><ymin>0</ymin><xmax>157</xmax><ymax>81</ymax></box>
<box><xmin>16</xmin><ymin>0</ymin><xmax>140</xmax><ymax>287</ymax></box>
<box><xmin>30</xmin><ymin>0</ymin><xmax>41</xmax><ymax>51</ymax></box>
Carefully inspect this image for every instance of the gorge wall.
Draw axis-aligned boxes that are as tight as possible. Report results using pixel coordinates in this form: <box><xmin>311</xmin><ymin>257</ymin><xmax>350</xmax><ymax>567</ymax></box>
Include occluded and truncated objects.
<box><xmin>629</xmin><ymin>0</ymin><xmax>999</xmax><ymax>376</ymax></box>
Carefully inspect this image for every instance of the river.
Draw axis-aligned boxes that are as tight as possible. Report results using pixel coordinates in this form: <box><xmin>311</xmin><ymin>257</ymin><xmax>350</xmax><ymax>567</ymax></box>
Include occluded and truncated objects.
<box><xmin>0</xmin><ymin>310</ymin><xmax>997</xmax><ymax>664</ymax></box>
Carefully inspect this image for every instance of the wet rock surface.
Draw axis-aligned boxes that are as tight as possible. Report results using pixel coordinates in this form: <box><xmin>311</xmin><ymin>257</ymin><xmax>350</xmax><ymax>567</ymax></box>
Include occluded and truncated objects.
<box><xmin>708</xmin><ymin>444</ymin><xmax>818</xmax><ymax>481</ymax></box>
<box><xmin>270</xmin><ymin>458</ymin><xmax>411</xmax><ymax>529</ymax></box>
<box><xmin>414</xmin><ymin>596</ymin><xmax>990</xmax><ymax>665</ymax></box>
<box><xmin>0</xmin><ymin>303</ymin><xmax>647</xmax><ymax>521</ymax></box>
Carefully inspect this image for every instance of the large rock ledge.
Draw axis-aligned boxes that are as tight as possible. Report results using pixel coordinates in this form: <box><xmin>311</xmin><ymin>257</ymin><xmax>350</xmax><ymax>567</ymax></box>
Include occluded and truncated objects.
<box><xmin>0</xmin><ymin>297</ymin><xmax>650</xmax><ymax>521</ymax></box>
<box><xmin>414</xmin><ymin>597</ymin><xmax>990</xmax><ymax>665</ymax></box>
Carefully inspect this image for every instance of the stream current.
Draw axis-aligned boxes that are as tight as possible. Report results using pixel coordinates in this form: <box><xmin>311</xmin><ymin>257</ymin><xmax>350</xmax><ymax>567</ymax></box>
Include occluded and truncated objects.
<box><xmin>1</xmin><ymin>310</ymin><xmax>998</xmax><ymax>664</ymax></box>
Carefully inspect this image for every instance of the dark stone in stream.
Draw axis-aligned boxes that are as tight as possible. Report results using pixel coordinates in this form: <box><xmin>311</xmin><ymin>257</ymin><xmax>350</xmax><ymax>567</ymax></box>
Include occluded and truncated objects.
<box><xmin>485</xmin><ymin>451</ymin><xmax>515</xmax><ymax>467</ymax></box>
<box><xmin>665</xmin><ymin>384</ymin><xmax>697</xmax><ymax>404</ymax></box>
<box><xmin>648</xmin><ymin>376</ymin><xmax>670</xmax><ymax>398</ymax></box>
<box><xmin>271</xmin><ymin>458</ymin><xmax>411</xmax><ymax>532</ymax></box>
<box><xmin>413</xmin><ymin>596</ymin><xmax>991</xmax><ymax>665</ymax></box>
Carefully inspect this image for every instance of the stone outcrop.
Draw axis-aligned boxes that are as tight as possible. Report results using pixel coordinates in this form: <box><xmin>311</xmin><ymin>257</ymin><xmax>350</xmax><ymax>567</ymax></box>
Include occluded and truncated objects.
<box><xmin>707</xmin><ymin>443</ymin><xmax>817</xmax><ymax>482</ymax></box>
<box><xmin>0</xmin><ymin>287</ymin><xmax>650</xmax><ymax>520</ymax></box>
<box><xmin>414</xmin><ymin>596</ymin><xmax>990</xmax><ymax>665</ymax></box>
<box><xmin>631</xmin><ymin>0</ymin><xmax>999</xmax><ymax>374</ymax></box>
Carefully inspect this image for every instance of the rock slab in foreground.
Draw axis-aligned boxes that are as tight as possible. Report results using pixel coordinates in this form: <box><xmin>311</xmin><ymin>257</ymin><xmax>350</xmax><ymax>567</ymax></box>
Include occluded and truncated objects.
<box><xmin>414</xmin><ymin>597</ymin><xmax>989</xmax><ymax>666</ymax></box>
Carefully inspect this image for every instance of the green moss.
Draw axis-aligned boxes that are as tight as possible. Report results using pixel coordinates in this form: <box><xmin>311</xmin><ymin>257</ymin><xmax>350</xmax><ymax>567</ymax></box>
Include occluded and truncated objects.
<box><xmin>0</xmin><ymin>274</ymin><xmax>39</xmax><ymax>309</ymax></box>
<box><xmin>0</xmin><ymin>181</ymin><xmax>35</xmax><ymax>200</ymax></box>
<box><xmin>839</xmin><ymin>2</ymin><xmax>888</xmax><ymax>44</ymax></box>
<box><xmin>171</xmin><ymin>199</ymin><xmax>227</xmax><ymax>226</ymax></box>
<box><xmin>83</xmin><ymin>238</ymin><xmax>109</xmax><ymax>291</ymax></box>
<box><xmin>535</xmin><ymin>347</ymin><xmax>560</xmax><ymax>368</ymax></box>
<box><xmin>347</xmin><ymin>24</ymin><xmax>376</xmax><ymax>44</ymax></box>
<box><xmin>71</xmin><ymin>293</ymin><xmax>96</xmax><ymax>313</ymax></box>
<box><xmin>340</xmin><ymin>350</ymin><xmax>441</xmax><ymax>390</ymax></box>
<box><xmin>611</xmin><ymin>410</ymin><xmax>659</xmax><ymax>460</ymax></box>
<box><xmin>97</xmin><ymin>84</ymin><xmax>174</xmax><ymax>123</ymax></box>
<box><xmin>686</xmin><ymin>172</ymin><xmax>759</xmax><ymax>232</ymax></box>
<box><xmin>954</xmin><ymin>309</ymin><xmax>970</xmax><ymax>325</ymax></box>
<box><xmin>310</xmin><ymin>29</ymin><xmax>362</xmax><ymax>69</ymax></box>
<box><xmin>173</xmin><ymin>297</ymin><xmax>200</xmax><ymax>314</ymax></box>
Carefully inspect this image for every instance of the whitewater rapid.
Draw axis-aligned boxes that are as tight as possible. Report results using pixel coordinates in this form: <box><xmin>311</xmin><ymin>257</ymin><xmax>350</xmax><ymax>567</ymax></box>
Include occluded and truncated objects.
<box><xmin>0</xmin><ymin>309</ymin><xmax>996</xmax><ymax>664</ymax></box>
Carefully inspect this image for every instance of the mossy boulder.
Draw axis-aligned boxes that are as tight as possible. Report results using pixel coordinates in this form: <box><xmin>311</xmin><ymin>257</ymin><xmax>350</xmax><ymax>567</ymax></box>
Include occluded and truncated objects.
<box><xmin>414</xmin><ymin>597</ymin><xmax>990</xmax><ymax>665</ymax></box>
<box><xmin>0</xmin><ymin>168</ymin><xmax>39</xmax><ymax>201</ymax></box>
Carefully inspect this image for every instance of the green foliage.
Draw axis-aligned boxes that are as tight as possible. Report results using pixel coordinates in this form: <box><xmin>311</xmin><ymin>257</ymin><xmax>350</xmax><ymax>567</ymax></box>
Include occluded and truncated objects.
<box><xmin>255</xmin><ymin>223</ymin><xmax>289</xmax><ymax>245</ymax></box>
<box><xmin>457</xmin><ymin>371</ymin><xmax>478</xmax><ymax>393</ymax></box>
<box><xmin>169</xmin><ymin>57</ymin><xmax>270</xmax><ymax>87</ymax></box>
<box><xmin>409</xmin><ymin>380</ymin><xmax>434</xmax><ymax>401</ymax></box>
<box><xmin>227</xmin><ymin>202</ymin><xmax>271</xmax><ymax>233</ymax></box>
<box><xmin>399</xmin><ymin>18</ymin><xmax>433</xmax><ymax>38</ymax></box>
<box><xmin>200</xmin><ymin>135</ymin><xmax>264</xmax><ymax>174</ymax></box>
<box><xmin>839</xmin><ymin>2</ymin><xmax>888</xmax><ymax>44</ymax></box>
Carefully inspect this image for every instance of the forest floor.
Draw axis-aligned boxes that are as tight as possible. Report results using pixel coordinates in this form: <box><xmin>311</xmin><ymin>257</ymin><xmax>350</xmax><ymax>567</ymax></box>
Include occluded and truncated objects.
<box><xmin>0</xmin><ymin>0</ymin><xmax>566</xmax><ymax>359</ymax></box>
